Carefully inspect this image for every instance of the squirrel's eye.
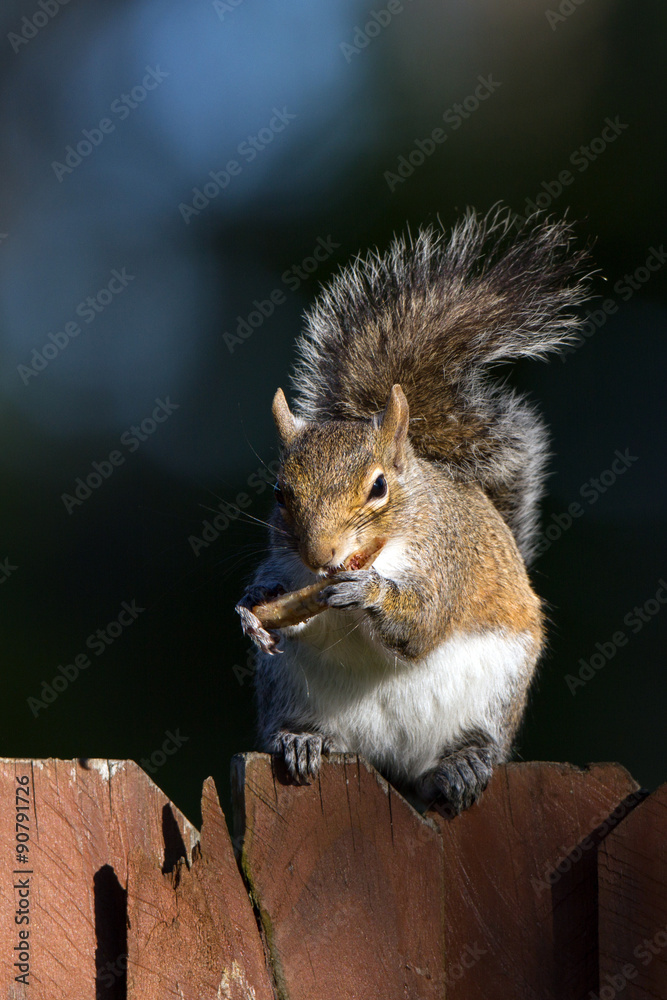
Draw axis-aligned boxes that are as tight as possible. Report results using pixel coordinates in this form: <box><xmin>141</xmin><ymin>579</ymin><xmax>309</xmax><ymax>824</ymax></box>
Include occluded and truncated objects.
<box><xmin>368</xmin><ymin>474</ymin><xmax>387</xmax><ymax>500</ymax></box>
<box><xmin>274</xmin><ymin>483</ymin><xmax>286</xmax><ymax>506</ymax></box>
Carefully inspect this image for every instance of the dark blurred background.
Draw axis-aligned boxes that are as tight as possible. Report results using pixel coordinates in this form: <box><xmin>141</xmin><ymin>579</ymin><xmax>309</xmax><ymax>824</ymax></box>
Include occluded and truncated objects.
<box><xmin>1</xmin><ymin>0</ymin><xmax>665</xmax><ymax>828</ymax></box>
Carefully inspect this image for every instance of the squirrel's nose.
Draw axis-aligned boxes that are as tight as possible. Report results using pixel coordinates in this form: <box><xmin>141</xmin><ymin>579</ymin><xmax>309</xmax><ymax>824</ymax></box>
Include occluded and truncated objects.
<box><xmin>301</xmin><ymin>539</ymin><xmax>340</xmax><ymax>572</ymax></box>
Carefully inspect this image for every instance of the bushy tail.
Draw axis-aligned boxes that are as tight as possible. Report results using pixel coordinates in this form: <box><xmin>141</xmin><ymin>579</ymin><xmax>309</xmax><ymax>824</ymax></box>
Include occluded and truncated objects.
<box><xmin>291</xmin><ymin>207</ymin><xmax>594</xmax><ymax>563</ymax></box>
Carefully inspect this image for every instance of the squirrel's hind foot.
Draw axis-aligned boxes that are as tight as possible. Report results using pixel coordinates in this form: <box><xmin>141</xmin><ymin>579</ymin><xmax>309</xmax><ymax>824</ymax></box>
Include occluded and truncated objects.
<box><xmin>417</xmin><ymin>744</ymin><xmax>496</xmax><ymax>816</ymax></box>
<box><xmin>274</xmin><ymin>731</ymin><xmax>325</xmax><ymax>784</ymax></box>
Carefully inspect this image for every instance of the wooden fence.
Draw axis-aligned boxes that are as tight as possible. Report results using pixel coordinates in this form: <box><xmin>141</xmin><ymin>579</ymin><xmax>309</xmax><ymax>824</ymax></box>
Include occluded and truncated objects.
<box><xmin>0</xmin><ymin>755</ymin><xmax>665</xmax><ymax>998</ymax></box>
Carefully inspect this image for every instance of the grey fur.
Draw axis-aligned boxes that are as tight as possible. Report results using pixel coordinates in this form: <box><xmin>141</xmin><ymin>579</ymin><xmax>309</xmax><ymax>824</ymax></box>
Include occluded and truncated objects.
<box><xmin>236</xmin><ymin>207</ymin><xmax>591</xmax><ymax>813</ymax></box>
<box><xmin>291</xmin><ymin>206</ymin><xmax>593</xmax><ymax>563</ymax></box>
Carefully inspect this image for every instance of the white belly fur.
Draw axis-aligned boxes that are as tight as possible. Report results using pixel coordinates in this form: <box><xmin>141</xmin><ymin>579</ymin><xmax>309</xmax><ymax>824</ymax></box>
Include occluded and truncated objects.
<box><xmin>278</xmin><ymin>608</ymin><xmax>534</xmax><ymax>784</ymax></box>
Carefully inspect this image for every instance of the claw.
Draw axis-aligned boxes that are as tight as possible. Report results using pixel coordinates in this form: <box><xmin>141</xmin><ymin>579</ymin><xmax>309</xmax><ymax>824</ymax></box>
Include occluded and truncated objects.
<box><xmin>235</xmin><ymin>584</ymin><xmax>286</xmax><ymax>654</ymax></box>
<box><xmin>419</xmin><ymin>746</ymin><xmax>494</xmax><ymax>816</ymax></box>
<box><xmin>277</xmin><ymin>732</ymin><xmax>324</xmax><ymax>783</ymax></box>
<box><xmin>236</xmin><ymin>604</ymin><xmax>282</xmax><ymax>655</ymax></box>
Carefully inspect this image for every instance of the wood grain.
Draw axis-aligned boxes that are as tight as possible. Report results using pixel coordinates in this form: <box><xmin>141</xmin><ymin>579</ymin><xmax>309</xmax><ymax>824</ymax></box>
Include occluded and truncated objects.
<box><xmin>233</xmin><ymin>751</ymin><xmax>445</xmax><ymax>1000</ymax></box>
<box><xmin>429</xmin><ymin>761</ymin><xmax>641</xmax><ymax>1000</ymax></box>
<box><xmin>0</xmin><ymin>758</ymin><xmax>272</xmax><ymax>1000</ymax></box>
<box><xmin>1</xmin><ymin>754</ymin><xmax>659</xmax><ymax>1000</ymax></box>
<box><xmin>0</xmin><ymin>758</ymin><xmax>199</xmax><ymax>999</ymax></box>
<box><xmin>598</xmin><ymin>782</ymin><xmax>667</xmax><ymax>999</ymax></box>
<box><xmin>126</xmin><ymin>776</ymin><xmax>275</xmax><ymax>1000</ymax></box>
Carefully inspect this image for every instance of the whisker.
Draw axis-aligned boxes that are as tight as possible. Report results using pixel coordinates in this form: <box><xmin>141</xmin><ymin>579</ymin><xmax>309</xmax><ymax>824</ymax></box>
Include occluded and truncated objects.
<box><xmin>237</xmin><ymin>404</ymin><xmax>278</xmax><ymax>476</ymax></box>
<box><xmin>318</xmin><ymin>618</ymin><xmax>363</xmax><ymax>653</ymax></box>
<box><xmin>196</xmin><ymin>503</ymin><xmax>293</xmax><ymax>537</ymax></box>
<box><xmin>246</xmin><ymin>438</ymin><xmax>276</xmax><ymax>476</ymax></box>
<box><xmin>194</xmin><ymin>480</ymin><xmax>238</xmax><ymax>503</ymax></box>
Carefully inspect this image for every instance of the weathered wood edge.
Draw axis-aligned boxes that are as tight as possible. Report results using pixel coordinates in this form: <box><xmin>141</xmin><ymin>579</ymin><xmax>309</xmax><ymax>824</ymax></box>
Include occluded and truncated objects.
<box><xmin>231</xmin><ymin>751</ymin><xmax>444</xmax><ymax>1000</ymax></box>
<box><xmin>0</xmin><ymin>755</ymin><xmax>656</xmax><ymax>999</ymax></box>
<box><xmin>597</xmin><ymin>780</ymin><xmax>667</xmax><ymax>997</ymax></box>
<box><xmin>231</xmin><ymin>750</ymin><xmax>440</xmax><ymax>883</ymax></box>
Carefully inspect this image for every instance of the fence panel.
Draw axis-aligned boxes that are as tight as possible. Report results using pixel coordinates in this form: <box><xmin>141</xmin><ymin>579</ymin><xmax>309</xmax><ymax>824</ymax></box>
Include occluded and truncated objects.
<box><xmin>598</xmin><ymin>782</ymin><xmax>667</xmax><ymax>999</ymax></box>
<box><xmin>430</xmin><ymin>762</ymin><xmax>640</xmax><ymax>1000</ymax></box>
<box><xmin>233</xmin><ymin>751</ymin><xmax>446</xmax><ymax>1000</ymax></box>
<box><xmin>0</xmin><ymin>755</ymin><xmax>662</xmax><ymax>999</ymax></box>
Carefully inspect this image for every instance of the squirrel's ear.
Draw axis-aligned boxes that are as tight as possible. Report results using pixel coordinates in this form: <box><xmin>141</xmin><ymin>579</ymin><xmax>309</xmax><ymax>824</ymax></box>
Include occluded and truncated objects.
<box><xmin>272</xmin><ymin>388</ymin><xmax>299</xmax><ymax>446</ymax></box>
<box><xmin>379</xmin><ymin>384</ymin><xmax>409</xmax><ymax>462</ymax></box>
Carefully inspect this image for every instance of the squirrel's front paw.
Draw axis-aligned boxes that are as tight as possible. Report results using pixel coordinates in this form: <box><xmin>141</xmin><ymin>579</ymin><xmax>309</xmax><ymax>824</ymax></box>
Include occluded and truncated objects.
<box><xmin>317</xmin><ymin>568</ymin><xmax>383</xmax><ymax>610</ymax></box>
<box><xmin>275</xmin><ymin>731</ymin><xmax>325</xmax><ymax>783</ymax></box>
<box><xmin>235</xmin><ymin>585</ymin><xmax>285</xmax><ymax>655</ymax></box>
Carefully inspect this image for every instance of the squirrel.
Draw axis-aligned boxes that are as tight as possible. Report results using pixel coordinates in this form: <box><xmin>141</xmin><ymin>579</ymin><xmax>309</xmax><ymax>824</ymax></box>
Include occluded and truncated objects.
<box><xmin>236</xmin><ymin>207</ymin><xmax>592</xmax><ymax>814</ymax></box>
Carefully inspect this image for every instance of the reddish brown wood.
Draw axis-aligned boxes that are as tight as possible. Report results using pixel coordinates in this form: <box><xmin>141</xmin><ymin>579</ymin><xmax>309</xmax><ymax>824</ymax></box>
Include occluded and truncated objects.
<box><xmin>233</xmin><ymin>751</ymin><xmax>445</xmax><ymax>1000</ymax></box>
<box><xmin>429</xmin><ymin>761</ymin><xmax>641</xmax><ymax>1000</ymax></box>
<box><xmin>0</xmin><ymin>759</ymin><xmax>273</xmax><ymax>1000</ymax></box>
<box><xmin>1</xmin><ymin>754</ymin><xmax>659</xmax><ymax>1000</ymax></box>
<box><xmin>126</xmin><ymin>776</ymin><xmax>275</xmax><ymax>999</ymax></box>
<box><xmin>598</xmin><ymin>782</ymin><xmax>667</xmax><ymax>999</ymax></box>
<box><xmin>0</xmin><ymin>758</ymin><xmax>199</xmax><ymax>998</ymax></box>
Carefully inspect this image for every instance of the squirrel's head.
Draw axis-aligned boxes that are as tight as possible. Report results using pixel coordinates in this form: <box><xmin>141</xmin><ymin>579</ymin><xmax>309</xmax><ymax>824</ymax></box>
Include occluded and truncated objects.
<box><xmin>271</xmin><ymin>385</ymin><xmax>411</xmax><ymax>575</ymax></box>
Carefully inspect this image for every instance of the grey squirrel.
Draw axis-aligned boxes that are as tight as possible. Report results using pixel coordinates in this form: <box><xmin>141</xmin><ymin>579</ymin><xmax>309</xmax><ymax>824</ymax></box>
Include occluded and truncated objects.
<box><xmin>236</xmin><ymin>207</ymin><xmax>592</xmax><ymax>814</ymax></box>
